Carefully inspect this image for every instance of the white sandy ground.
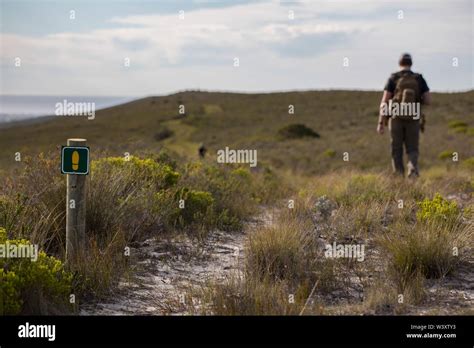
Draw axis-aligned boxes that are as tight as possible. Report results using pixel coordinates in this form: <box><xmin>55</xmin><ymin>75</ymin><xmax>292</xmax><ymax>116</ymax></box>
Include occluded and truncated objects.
<box><xmin>80</xmin><ymin>211</ymin><xmax>275</xmax><ymax>315</ymax></box>
<box><xmin>79</xmin><ymin>231</ymin><xmax>246</xmax><ymax>315</ymax></box>
<box><xmin>80</xmin><ymin>208</ymin><xmax>473</xmax><ymax>316</ymax></box>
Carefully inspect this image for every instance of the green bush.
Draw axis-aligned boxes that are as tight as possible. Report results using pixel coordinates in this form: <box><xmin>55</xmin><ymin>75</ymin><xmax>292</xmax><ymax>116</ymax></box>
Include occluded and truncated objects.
<box><xmin>179</xmin><ymin>162</ymin><xmax>259</xmax><ymax>231</ymax></box>
<box><xmin>156</xmin><ymin>188</ymin><xmax>215</xmax><ymax>233</ymax></box>
<box><xmin>438</xmin><ymin>151</ymin><xmax>455</xmax><ymax>161</ymax></box>
<box><xmin>154</xmin><ymin>149</ymin><xmax>178</xmax><ymax>170</ymax></box>
<box><xmin>337</xmin><ymin>174</ymin><xmax>390</xmax><ymax>205</ymax></box>
<box><xmin>0</xmin><ymin>154</ymin><xmax>66</xmax><ymax>253</ymax></box>
<box><xmin>452</xmin><ymin>126</ymin><xmax>467</xmax><ymax>134</ymax></box>
<box><xmin>416</xmin><ymin>193</ymin><xmax>459</xmax><ymax>224</ymax></box>
<box><xmin>88</xmin><ymin>156</ymin><xmax>180</xmax><ymax>240</ymax></box>
<box><xmin>231</xmin><ymin>167</ymin><xmax>252</xmax><ymax>180</ymax></box>
<box><xmin>448</xmin><ymin>120</ymin><xmax>468</xmax><ymax>129</ymax></box>
<box><xmin>153</xmin><ymin>127</ymin><xmax>174</xmax><ymax>141</ymax></box>
<box><xmin>174</xmin><ymin>188</ymin><xmax>214</xmax><ymax>228</ymax></box>
<box><xmin>92</xmin><ymin>156</ymin><xmax>179</xmax><ymax>190</ymax></box>
<box><xmin>215</xmin><ymin>209</ymin><xmax>242</xmax><ymax>232</ymax></box>
<box><xmin>462</xmin><ymin>157</ymin><xmax>474</xmax><ymax>170</ymax></box>
<box><xmin>381</xmin><ymin>220</ymin><xmax>469</xmax><ymax>282</ymax></box>
<box><xmin>202</xmin><ymin>104</ymin><xmax>223</xmax><ymax>115</ymax></box>
<box><xmin>278</xmin><ymin>124</ymin><xmax>320</xmax><ymax>139</ymax></box>
<box><xmin>447</xmin><ymin>121</ymin><xmax>468</xmax><ymax>134</ymax></box>
<box><xmin>323</xmin><ymin>149</ymin><xmax>336</xmax><ymax>158</ymax></box>
<box><xmin>0</xmin><ymin>227</ymin><xmax>72</xmax><ymax>315</ymax></box>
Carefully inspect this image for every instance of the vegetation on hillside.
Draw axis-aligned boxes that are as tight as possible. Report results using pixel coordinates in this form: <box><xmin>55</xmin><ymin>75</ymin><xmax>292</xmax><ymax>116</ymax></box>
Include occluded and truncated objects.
<box><xmin>197</xmin><ymin>170</ymin><xmax>473</xmax><ymax>315</ymax></box>
<box><xmin>0</xmin><ymin>90</ymin><xmax>472</xmax><ymax>315</ymax></box>
<box><xmin>0</xmin><ymin>151</ymin><xmax>286</xmax><ymax>314</ymax></box>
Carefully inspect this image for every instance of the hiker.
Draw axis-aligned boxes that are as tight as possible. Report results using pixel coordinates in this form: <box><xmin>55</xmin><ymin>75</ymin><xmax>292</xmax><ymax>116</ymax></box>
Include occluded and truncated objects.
<box><xmin>198</xmin><ymin>143</ymin><xmax>207</xmax><ymax>158</ymax></box>
<box><xmin>377</xmin><ymin>53</ymin><xmax>431</xmax><ymax>178</ymax></box>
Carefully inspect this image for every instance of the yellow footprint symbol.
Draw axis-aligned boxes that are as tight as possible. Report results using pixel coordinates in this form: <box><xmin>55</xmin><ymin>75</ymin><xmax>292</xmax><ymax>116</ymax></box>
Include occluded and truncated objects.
<box><xmin>72</xmin><ymin>151</ymin><xmax>79</xmax><ymax>170</ymax></box>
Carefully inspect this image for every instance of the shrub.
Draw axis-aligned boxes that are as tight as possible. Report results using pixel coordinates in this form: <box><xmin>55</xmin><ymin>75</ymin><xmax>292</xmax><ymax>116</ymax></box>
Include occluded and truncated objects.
<box><xmin>154</xmin><ymin>149</ymin><xmax>178</xmax><ymax>170</ymax></box>
<box><xmin>0</xmin><ymin>154</ymin><xmax>66</xmax><ymax>253</ymax></box>
<box><xmin>438</xmin><ymin>150</ymin><xmax>455</xmax><ymax>160</ymax></box>
<box><xmin>88</xmin><ymin>155</ymin><xmax>180</xmax><ymax>241</ymax></box>
<box><xmin>452</xmin><ymin>126</ymin><xmax>467</xmax><ymax>134</ymax></box>
<box><xmin>231</xmin><ymin>167</ymin><xmax>252</xmax><ymax>180</ymax></box>
<box><xmin>179</xmin><ymin>163</ymin><xmax>260</xmax><ymax>231</ymax></box>
<box><xmin>154</xmin><ymin>127</ymin><xmax>174</xmax><ymax>141</ymax></box>
<box><xmin>196</xmin><ymin>213</ymin><xmax>332</xmax><ymax>315</ymax></box>
<box><xmin>171</xmin><ymin>188</ymin><xmax>215</xmax><ymax>229</ymax></box>
<box><xmin>246</xmin><ymin>219</ymin><xmax>316</xmax><ymax>283</ymax></box>
<box><xmin>337</xmin><ymin>173</ymin><xmax>390</xmax><ymax>205</ymax></box>
<box><xmin>448</xmin><ymin>120</ymin><xmax>468</xmax><ymax>129</ymax></box>
<box><xmin>0</xmin><ymin>153</ymin><xmax>135</xmax><ymax>301</ymax></box>
<box><xmin>200</xmin><ymin>276</ymin><xmax>308</xmax><ymax>315</ymax></box>
<box><xmin>462</xmin><ymin>157</ymin><xmax>474</xmax><ymax>170</ymax></box>
<box><xmin>416</xmin><ymin>193</ymin><xmax>459</xmax><ymax>224</ymax></box>
<box><xmin>202</xmin><ymin>104</ymin><xmax>223</xmax><ymax>115</ymax></box>
<box><xmin>87</xmin><ymin>156</ymin><xmax>177</xmax><ymax>242</ymax></box>
<box><xmin>323</xmin><ymin>149</ymin><xmax>336</xmax><ymax>158</ymax></box>
<box><xmin>92</xmin><ymin>156</ymin><xmax>179</xmax><ymax>190</ymax></box>
<box><xmin>364</xmin><ymin>275</ymin><xmax>425</xmax><ymax>313</ymax></box>
<box><xmin>314</xmin><ymin>195</ymin><xmax>336</xmax><ymax>221</ymax></box>
<box><xmin>0</xmin><ymin>227</ymin><xmax>72</xmax><ymax>315</ymax></box>
<box><xmin>278</xmin><ymin>124</ymin><xmax>320</xmax><ymax>139</ymax></box>
<box><xmin>380</xmin><ymin>221</ymin><xmax>470</xmax><ymax>282</ymax></box>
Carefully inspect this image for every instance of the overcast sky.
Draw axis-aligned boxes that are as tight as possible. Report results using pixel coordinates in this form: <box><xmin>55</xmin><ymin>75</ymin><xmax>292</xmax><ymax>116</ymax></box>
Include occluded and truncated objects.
<box><xmin>1</xmin><ymin>0</ymin><xmax>472</xmax><ymax>96</ymax></box>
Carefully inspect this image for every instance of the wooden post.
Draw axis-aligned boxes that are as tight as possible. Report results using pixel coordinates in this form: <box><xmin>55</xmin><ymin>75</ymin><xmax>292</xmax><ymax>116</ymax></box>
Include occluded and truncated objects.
<box><xmin>66</xmin><ymin>138</ymin><xmax>87</xmax><ymax>264</ymax></box>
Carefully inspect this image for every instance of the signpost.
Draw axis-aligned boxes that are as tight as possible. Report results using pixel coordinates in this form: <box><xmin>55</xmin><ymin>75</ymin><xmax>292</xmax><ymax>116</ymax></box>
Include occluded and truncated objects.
<box><xmin>61</xmin><ymin>145</ymin><xmax>90</xmax><ymax>175</ymax></box>
<box><xmin>61</xmin><ymin>139</ymin><xmax>89</xmax><ymax>264</ymax></box>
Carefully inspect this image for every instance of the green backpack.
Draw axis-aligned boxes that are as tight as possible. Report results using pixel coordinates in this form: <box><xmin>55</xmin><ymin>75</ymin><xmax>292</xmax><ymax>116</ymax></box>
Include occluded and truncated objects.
<box><xmin>393</xmin><ymin>72</ymin><xmax>421</xmax><ymax>103</ymax></box>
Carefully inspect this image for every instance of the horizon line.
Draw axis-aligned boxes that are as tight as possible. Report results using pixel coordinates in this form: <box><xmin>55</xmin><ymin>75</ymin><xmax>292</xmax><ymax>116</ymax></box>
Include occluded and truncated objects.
<box><xmin>1</xmin><ymin>87</ymin><xmax>473</xmax><ymax>99</ymax></box>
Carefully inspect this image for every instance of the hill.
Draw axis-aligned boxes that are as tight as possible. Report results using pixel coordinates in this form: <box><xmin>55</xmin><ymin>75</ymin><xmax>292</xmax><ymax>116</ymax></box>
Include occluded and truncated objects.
<box><xmin>0</xmin><ymin>90</ymin><xmax>473</xmax><ymax>316</ymax></box>
<box><xmin>1</xmin><ymin>90</ymin><xmax>473</xmax><ymax>173</ymax></box>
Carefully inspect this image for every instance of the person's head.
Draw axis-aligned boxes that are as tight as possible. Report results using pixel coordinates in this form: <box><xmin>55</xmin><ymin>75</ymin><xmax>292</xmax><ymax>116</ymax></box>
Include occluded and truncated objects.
<box><xmin>399</xmin><ymin>53</ymin><xmax>412</xmax><ymax>68</ymax></box>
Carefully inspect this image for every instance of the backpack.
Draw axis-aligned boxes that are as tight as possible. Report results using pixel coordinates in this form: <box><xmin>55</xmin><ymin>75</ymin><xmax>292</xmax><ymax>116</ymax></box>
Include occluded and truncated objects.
<box><xmin>393</xmin><ymin>72</ymin><xmax>421</xmax><ymax>103</ymax></box>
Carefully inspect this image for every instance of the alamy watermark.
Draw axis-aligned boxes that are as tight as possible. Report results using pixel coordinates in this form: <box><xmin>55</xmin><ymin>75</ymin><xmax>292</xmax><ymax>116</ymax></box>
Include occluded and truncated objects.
<box><xmin>0</xmin><ymin>242</ymin><xmax>38</xmax><ymax>262</ymax></box>
<box><xmin>324</xmin><ymin>242</ymin><xmax>365</xmax><ymax>262</ymax></box>
<box><xmin>380</xmin><ymin>100</ymin><xmax>420</xmax><ymax>120</ymax></box>
<box><xmin>217</xmin><ymin>147</ymin><xmax>258</xmax><ymax>167</ymax></box>
<box><xmin>55</xmin><ymin>99</ymin><xmax>95</xmax><ymax>120</ymax></box>
<box><xmin>18</xmin><ymin>322</ymin><xmax>55</xmax><ymax>341</ymax></box>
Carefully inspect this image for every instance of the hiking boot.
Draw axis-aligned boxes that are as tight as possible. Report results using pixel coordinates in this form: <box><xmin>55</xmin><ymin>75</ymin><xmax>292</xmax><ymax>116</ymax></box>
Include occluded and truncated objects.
<box><xmin>407</xmin><ymin>161</ymin><xmax>419</xmax><ymax>178</ymax></box>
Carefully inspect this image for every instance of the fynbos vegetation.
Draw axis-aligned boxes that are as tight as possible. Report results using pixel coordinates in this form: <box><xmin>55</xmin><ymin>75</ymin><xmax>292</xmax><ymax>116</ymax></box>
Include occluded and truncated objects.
<box><xmin>0</xmin><ymin>92</ymin><xmax>473</xmax><ymax>316</ymax></box>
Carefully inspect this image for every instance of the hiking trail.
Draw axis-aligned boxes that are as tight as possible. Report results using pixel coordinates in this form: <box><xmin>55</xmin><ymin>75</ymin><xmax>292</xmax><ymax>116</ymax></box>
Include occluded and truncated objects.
<box><xmin>80</xmin><ymin>210</ymin><xmax>275</xmax><ymax>315</ymax></box>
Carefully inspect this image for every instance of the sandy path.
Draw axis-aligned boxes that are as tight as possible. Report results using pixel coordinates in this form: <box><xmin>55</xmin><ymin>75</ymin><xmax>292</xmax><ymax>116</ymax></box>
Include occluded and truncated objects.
<box><xmin>80</xmin><ymin>212</ymin><xmax>274</xmax><ymax>315</ymax></box>
<box><xmin>79</xmin><ymin>205</ymin><xmax>472</xmax><ymax>315</ymax></box>
<box><xmin>79</xmin><ymin>231</ymin><xmax>245</xmax><ymax>315</ymax></box>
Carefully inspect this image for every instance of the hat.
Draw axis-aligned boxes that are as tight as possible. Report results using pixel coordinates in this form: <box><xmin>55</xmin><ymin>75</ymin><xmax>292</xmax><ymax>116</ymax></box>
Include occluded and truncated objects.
<box><xmin>399</xmin><ymin>53</ymin><xmax>412</xmax><ymax>66</ymax></box>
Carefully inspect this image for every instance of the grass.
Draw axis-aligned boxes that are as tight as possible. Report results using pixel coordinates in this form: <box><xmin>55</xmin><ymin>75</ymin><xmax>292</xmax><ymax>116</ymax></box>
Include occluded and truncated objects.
<box><xmin>1</xmin><ymin>90</ymin><xmax>472</xmax><ymax>175</ymax></box>
<box><xmin>0</xmin><ymin>151</ymin><xmax>285</xmax><ymax>313</ymax></box>
<box><xmin>1</xmin><ymin>90</ymin><xmax>473</xmax><ymax>315</ymax></box>
<box><xmin>380</xmin><ymin>219</ymin><xmax>472</xmax><ymax>281</ymax></box>
<box><xmin>194</xmin><ymin>169</ymin><xmax>473</xmax><ymax>315</ymax></box>
<box><xmin>198</xmin><ymin>275</ymin><xmax>309</xmax><ymax>315</ymax></box>
<box><xmin>246</xmin><ymin>219</ymin><xmax>316</xmax><ymax>283</ymax></box>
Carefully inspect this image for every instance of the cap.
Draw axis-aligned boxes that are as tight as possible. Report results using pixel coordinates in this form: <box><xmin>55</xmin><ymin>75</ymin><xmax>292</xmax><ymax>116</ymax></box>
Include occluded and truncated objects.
<box><xmin>399</xmin><ymin>53</ymin><xmax>412</xmax><ymax>66</ymax></box>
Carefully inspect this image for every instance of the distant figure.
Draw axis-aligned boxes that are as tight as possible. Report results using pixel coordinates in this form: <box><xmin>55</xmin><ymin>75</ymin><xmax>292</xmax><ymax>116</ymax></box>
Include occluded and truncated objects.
<box><xmin>198</xmin><ymin>143</ymin><xmax>207</xmax><ymax>158</ymax></box>
<box><xmin>377</xmin><ymin>53</ymin><xmax>431</xmax><ymax>178</ymax></box>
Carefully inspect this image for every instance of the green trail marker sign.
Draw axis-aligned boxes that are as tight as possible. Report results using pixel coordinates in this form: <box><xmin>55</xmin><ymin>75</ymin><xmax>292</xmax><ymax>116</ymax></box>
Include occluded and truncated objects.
<box><xmin>61</xmin><ymin>145</ymin><xmax>90</xmax><ymax>175</ymax></box>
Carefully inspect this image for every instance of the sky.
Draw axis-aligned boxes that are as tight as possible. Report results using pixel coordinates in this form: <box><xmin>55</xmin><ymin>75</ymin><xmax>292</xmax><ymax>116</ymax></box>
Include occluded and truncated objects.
<box><xmin>0</xmin><ymin>0</ymin><xmax>472</xmax><ymax>96</ymax></box>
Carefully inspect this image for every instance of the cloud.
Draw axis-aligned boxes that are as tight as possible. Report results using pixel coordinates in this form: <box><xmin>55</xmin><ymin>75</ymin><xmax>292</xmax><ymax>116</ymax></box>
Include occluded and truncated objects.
<box><xmin>0</xmin><ymin>0</ymin><xmax>472</xmax><ymax>95</ymax></box>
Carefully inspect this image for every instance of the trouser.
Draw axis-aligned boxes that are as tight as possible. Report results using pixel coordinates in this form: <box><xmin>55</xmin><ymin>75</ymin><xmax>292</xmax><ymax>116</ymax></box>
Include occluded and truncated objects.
<box><xmin>389</xmin><ymin>117</ymin><xmax>420</xmax><ymax>177</ymax></box>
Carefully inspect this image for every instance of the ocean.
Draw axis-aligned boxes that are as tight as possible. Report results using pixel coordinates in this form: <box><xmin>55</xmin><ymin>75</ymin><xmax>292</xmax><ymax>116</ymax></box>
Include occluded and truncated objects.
<box><xmin>0</xmin><ymin>95</ymin><xmax>135</xmax><ymax>123</ymax></box>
